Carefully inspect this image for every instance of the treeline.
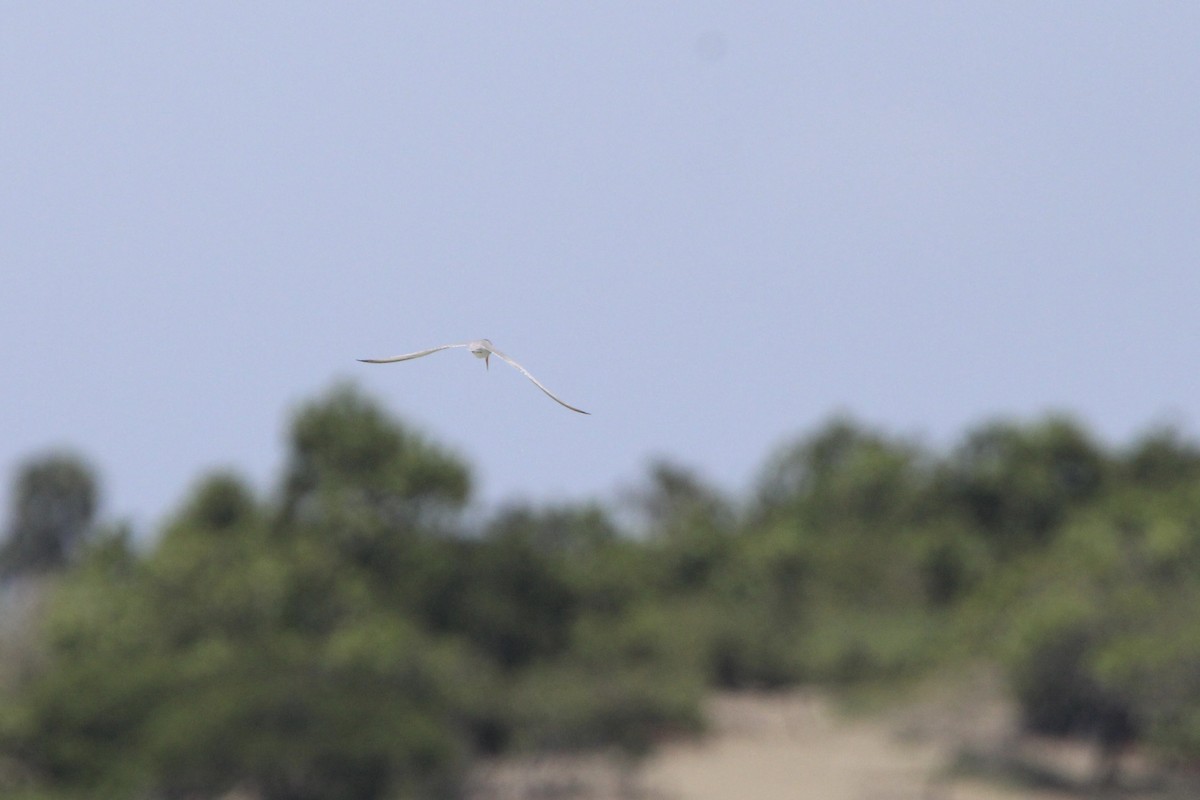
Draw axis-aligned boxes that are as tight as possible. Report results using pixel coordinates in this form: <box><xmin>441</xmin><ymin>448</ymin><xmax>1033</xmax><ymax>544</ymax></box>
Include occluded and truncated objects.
<box><xmin>2</xmin><ymin>384</ymin><xmax>1200</xmax><ymax>799</ymax></box>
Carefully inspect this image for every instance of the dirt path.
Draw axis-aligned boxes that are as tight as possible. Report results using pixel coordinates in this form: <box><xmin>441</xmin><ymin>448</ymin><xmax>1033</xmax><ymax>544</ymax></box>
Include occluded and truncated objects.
<box><xmin>641</xmin><ymin>689</ymin><xmax>1070</xmax><ymax>800</ymax></box>
<box><xmin>466</xmin><ymin>683</ymin><xmax>1090</xmax><ymax>800</ymax></box>
<box><xmin>465</xmin><ymin>681</ymin><xmax>1180</xmax><ymax>800</ymax></box>
<box><xmin>641</xmin><ymin>691</ymin><xmax>948</xmax><ymax>800</ymax></box>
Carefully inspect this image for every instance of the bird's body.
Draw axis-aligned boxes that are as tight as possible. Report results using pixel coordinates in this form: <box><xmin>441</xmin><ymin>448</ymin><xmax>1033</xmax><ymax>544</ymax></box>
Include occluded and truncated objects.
<box><xmin>359</xmin><ymin>339</ymin><xmax>590</xmax><ymax>415</ymax></box>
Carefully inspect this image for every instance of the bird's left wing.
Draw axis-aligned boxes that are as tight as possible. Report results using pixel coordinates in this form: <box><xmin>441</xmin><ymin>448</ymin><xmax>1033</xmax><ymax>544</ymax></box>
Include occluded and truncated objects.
<box><xmin>488</xmin><ymin>347</ymin><xmax>591</xmax><ymax>415</ymax></box>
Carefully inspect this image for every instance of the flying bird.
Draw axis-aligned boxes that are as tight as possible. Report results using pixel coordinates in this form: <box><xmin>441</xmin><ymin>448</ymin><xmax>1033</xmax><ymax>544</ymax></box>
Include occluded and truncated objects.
<box><xmin>358</xmin><ymin>339</ymin><xmax>590</xmax><ymax>415</ymax></box>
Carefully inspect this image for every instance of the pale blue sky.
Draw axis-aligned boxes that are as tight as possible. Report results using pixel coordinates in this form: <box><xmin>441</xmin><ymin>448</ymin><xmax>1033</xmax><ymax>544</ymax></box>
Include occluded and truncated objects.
<box><xmin>3</xmin><ymin>3</ymin><xmax>1198</xmax><ymax>530</ymax></box>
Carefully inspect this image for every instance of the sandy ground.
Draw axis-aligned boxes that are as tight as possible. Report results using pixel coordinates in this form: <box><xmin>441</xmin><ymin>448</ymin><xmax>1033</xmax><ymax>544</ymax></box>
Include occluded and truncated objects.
<box><xmin>641</xmin><ymin>690</ymin><xmax>950</xmax><ymax>800</ymax></box>
<box><xmin>465</xmin><ymin>675</ymin><xmax>1182</xmax><ymax>800</ymax></box>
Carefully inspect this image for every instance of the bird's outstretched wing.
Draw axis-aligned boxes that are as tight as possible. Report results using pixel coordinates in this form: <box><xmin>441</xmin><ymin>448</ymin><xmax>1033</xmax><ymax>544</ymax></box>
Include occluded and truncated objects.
<box><xmin>357</xmin><ymin>342</ymin><xmax>469</xmax><ymax>364</ymax></box>
<box><xmin>487</xmin><ymin>346</ymin><xmax>591</xmax><ymax>415</ymax></box>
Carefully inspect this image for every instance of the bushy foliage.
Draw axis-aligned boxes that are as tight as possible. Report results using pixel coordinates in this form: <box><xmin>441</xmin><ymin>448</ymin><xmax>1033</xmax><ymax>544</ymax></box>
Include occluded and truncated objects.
<box><xmin>756</xmin><ymin>418</ymin><xmax>931</xmax><ymax>529</ymax></box>
<box><xmin>4</xmin><ymin>477</ymin><xmax>472</xmax><ymax>800</ymax></box>
<box><xmin>997</xmin><ymin>486</ymin><xmax>1200</xmax><ymax>756</ymax></box>
<box><xmin>0</xmin><ymin>453</ymin><xmax>99</xmax><ymax>577</ymax></box>
<box><xmin>4</xmin><ymin>399</ymin><xmax>1200</xmax><ymax>798</ymax></box>
<box><xmin>0</xmin><ymin>387</ymin><xmax>701</xmax><ymax>799</ymax></box>
<box><xmin>938</xmin><ymin>416</ymin><xmax>1109</xmax><ymax>553</ymax></box>
<box><xmin>279</xmin><ymin>384</ymin><xmax>471</xmax><ymax>536</ymax></box>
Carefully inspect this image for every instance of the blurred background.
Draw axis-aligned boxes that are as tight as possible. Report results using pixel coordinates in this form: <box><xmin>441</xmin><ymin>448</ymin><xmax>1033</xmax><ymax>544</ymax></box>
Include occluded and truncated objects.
<box><xmin>3</xmin><ymin>3</ymin><xmax>1199</xmax><ymax>799</ymax></box>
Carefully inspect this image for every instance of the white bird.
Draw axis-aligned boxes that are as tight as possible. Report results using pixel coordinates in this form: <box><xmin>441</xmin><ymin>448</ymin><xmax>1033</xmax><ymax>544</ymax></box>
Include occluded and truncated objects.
<box><xmin>358</xmin><ymin>339</ymin><xmax>590</xmax><ymax>415</ymax></box>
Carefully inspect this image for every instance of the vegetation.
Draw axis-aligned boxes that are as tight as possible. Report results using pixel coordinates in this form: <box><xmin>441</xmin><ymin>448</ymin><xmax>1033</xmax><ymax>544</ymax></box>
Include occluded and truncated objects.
<box><xmin>0</xmin><ymin>452</ymin><xmax>99</xmax><ymax>578</ymax></box>
<box><xmin>2</xmin><ymin>385</ymin><xmax>1200</xmax><ymax>798</ymax></box>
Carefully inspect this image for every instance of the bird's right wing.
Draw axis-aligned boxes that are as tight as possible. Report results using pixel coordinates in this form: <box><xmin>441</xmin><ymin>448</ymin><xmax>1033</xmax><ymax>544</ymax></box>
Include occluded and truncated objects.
<box><xmin>357</xmin><ymin>342</ymin><xmax>468</xmax><ymax>364</ymax></box>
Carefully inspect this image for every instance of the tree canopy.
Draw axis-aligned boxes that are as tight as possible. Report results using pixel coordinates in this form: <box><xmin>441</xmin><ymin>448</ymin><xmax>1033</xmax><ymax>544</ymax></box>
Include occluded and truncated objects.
<box><xmin>2</xmin><ymin>389</ymin><xmax>1200</xmax><ymax>798</ymax></box>
<box><xmin>0</xmin><ymin>452</ymin><xmax>99</xmax><ymax>578</ymax></box>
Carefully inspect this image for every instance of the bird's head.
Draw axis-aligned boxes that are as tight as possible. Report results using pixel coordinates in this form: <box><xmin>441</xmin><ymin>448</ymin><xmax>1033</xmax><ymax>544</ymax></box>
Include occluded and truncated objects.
<box><xmin>468</xmin><ymin>339</ymin><xmax>493</xmax><ymax>369</ymax></box>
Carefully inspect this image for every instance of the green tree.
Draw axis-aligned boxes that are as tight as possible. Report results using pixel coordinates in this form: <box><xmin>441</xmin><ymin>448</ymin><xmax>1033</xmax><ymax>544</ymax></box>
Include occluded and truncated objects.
<box><xmin>276</xmin><ymin>384</ymin><xmax>472</xmax><ymax>604</ymax></box>
<box><xmin>992</xmin><ymin>485</ymin><xmax>1200</xmax><ymax>781</ymax></box>
<box><xmin>753</xmin><ymin>419</ymin><xmax>940</xmax><ymax>603</ymax></box>
<box><xmin>629</xmin><ymin>461</ymin><xmax>734</xmax><ymax>594</ymax></box>
<box><xmin>279</xmin><ymin>383</ymin><xmax>470</xmax><ymax>535</ymax></box>
<box><xmin>1121</xmin><ymin>425</ymin><xmax>1200</xmax><ymax>490</ymax></box>
<box><xmin>429</xmin><ymin>523</ymin><xmax>578</xmax><ymax>671</ymax></box>
<box><xmin>756</xmin><ymin>417</ymin><xmax>930</xmax><ymax>529</ymax></box>
<box><xmin>939</xmin><ymin>415</ymin><xmax>1108</xmax><ymax>555</ymax></box>
<box><xmin>0</xmin><ymin>391</ymin><xmax>486</xmax><ymax>800</ymax></box>
<box><xmin>630</xmin><ymin>461</ymin><xmax>732</xmax><ymax>537</ymax></box>
<box><xmin>0</xmin><ymin>452</ymin><xmax>99</xmax><ymax>578</ymax></box>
